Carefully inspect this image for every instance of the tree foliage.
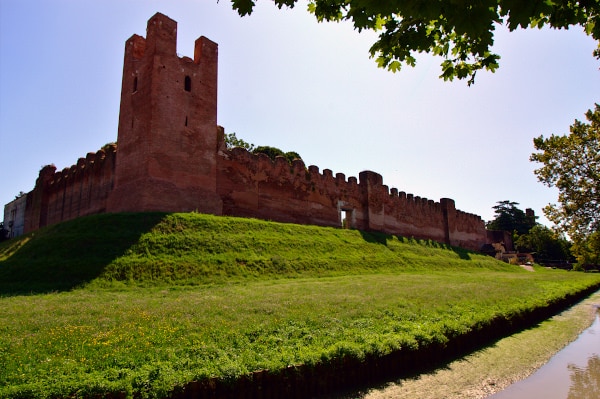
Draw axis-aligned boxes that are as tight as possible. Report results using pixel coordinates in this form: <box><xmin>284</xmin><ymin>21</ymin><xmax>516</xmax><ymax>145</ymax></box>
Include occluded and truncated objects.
<box><xmin>571</xmin><ymin>231</ymin><xmax>600</xmax><ymax>266</ymax></box>
<box><xmin>530</xmin><ymin>104</ymin><xmax>600</xmax><ymax>257</ymax></box>
<box><xmin>515</xmin><ymin>224</ymin><xmax>572</xmax><ymax>263</ymax></box>
<box><xmin>224</xmin><ymin>132</ymin><xmax>255</xmax><ymax>151</ymax></box>
<box><xmin>253</xmin><ymin>146</ymin><xmax>302</xmax><ymax>163</ymax></box>
<box><xmin>228</xmin><ymin>0</ymin><xmax>600</xmax><ymax>84</ymax></box>
<box><xmin>224</xmin><ymin>133</ymin><xmax>302</xmax><ymax>164</ymax></box>
<box><xmin>486</xmin><ymin>200</ymin><xmax>536</xmax><ymax>236</ymax></box>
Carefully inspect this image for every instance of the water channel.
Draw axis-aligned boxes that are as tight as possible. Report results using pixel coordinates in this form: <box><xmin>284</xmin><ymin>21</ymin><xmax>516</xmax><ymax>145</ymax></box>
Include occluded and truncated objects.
<box><xmin>488</xmin><ymin>311</ymin><xmax>600</xmax><ymax>399</ymax></box>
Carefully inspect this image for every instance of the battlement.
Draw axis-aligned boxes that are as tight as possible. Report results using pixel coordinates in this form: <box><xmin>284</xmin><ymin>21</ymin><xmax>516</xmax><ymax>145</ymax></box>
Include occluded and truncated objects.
<box><xmin>145</xmin><ymin>12</ymin><xmax>178</xmax><ymax>56</ymax></box>
<box><xmin>43</xmin><ymin>145</ymin><xmax>117</xmax><ymax>187</ymax></box>
<box><xmin>17</xmin><ymin>13</ymin><xmax>489</xmax><ymax>251</ymax></box>
<box><xmin>216</xmin><ymin>145</ymin><xmax>486</xmax><ymax>248</ymax></box>
<box><xmin>127</xmin><ymin>35</ymin><xmax>146</xmax><ymax>60</ymax></box>
<box><xmin>24</xmin><ymin>145</ymin><xmax>116</xmax><ymax>232</ymax></box>
<box><xmin>109</xmin><ymin>12</ymin><xmax>220</xmax><ymax>214</ymax></box>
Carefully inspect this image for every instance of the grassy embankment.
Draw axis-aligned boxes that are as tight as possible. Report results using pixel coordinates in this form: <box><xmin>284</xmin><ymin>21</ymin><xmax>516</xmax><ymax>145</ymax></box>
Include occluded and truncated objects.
<box><xmin>1</xmin><ymin>212</ymin><xmax>600</xmax><ymax>398</ymax></box>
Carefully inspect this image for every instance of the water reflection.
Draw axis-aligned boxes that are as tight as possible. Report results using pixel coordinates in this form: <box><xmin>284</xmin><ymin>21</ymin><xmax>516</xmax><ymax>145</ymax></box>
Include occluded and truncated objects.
<box><xmin>489</xmin><ymin>314</ymin><xmax>600</xmax><ymax>399</ymax></box>
<box><xmin>567</xmin><ymin>355</ymin><xmax>600</xmax><ymax>399</ymax></box>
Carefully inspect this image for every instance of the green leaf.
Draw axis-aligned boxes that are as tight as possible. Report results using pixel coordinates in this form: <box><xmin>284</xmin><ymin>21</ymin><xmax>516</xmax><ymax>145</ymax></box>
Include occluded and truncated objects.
<box><xmin>388</xmin><ymin>60</ymin><xmax>402</xmax><ymax>73</ymax></box>
<box><xmin>230</xmin><ymin>0</ymin><xmax>256</xmax><ymax>16</ymax></box>
<box><xmin>227</xmin><ymin>0</ymin><xmax>600</xmax><ymax>85</ymax></box>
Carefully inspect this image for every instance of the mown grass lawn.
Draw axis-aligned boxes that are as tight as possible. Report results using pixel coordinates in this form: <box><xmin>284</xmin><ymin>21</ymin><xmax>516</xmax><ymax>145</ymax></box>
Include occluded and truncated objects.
<box><xmin>1</xmin><ymin>213</ymin><xmax>599</xmax><ymax>398</ymax></box>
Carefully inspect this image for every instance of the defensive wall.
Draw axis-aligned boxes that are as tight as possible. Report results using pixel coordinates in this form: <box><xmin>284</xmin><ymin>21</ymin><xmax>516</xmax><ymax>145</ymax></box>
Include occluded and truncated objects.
<box><xmin>16</xmin><ymin>12</ymin><xmax>489</xmax><ymax>251</ymax></box>
<box><xmin>24</xmin><ymin>146</ymin><xmax>116</xmax><ymax>233</ymax></box>
<box><xmin>217</xmin><ymin>140</ymin><xmax>486</xmax><ymax>250</ymax></box>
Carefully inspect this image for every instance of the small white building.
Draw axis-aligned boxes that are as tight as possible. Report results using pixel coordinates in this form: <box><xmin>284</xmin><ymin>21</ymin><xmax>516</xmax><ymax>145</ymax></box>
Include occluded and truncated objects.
<box><xmin>3</xmin><ymin>194</ymin><xmax>27</xmax><ymax>238</ymax></box>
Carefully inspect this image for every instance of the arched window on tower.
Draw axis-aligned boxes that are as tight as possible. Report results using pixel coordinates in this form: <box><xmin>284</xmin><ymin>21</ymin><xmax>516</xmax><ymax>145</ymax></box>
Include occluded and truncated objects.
<box><xmin>184</xmin><ymin>75</ymin><xmax>191</xmax><ymax>92</ymax></box>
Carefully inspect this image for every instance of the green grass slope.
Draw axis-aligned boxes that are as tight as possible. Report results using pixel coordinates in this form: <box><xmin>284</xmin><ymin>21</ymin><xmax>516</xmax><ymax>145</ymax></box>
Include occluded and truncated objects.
<box><xmin>1</xmin><ymin>213</ymin><xmax>600</xmax><ymax>398</ymax></box>
<box><xmin>0</xmin><ymin>212</ymin><xmax>505</xmax><ymax>293</ymax></box>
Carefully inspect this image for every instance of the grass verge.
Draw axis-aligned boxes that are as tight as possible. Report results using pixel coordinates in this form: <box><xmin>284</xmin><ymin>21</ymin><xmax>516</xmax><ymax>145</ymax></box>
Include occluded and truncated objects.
<box><xmin>359</xmin><ymin>291</ymin><xmax>600</xmax><ymax>399</ymax></box>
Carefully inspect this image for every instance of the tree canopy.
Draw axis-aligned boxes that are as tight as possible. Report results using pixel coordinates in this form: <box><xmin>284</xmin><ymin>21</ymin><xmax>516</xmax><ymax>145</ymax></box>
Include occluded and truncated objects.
<box><xmin>571</xmin><ymin>231</ymin><xmax>600</xmax><ymax>266</ymax></box>
<box><xmin>530</xmin><ymin>104</ymin><xmax>600</xmax><ymax>262</ymax></box>
<box><xmin>487</xmin><ymin>201</ymin><xmax>574</xmax><ymax>265</ymax></box>
<box><xmin>224</xmin><ymin>132</ymin><xmax>255</xmax><ymax>151</ymax></box>
<box><xmin>253</xmin><ymin>146</ymin><xmax>302</xmax><ymax>163</ymax></box>
<box><xmin>224</xmin><ymin>133</ymin><xmax>302</xmax><ymax>164</ymax></box>
<box><xmin>229</xmin><ymin>0</ymin><xmax>600</xmax><ymax>84</ymax></box>
<box><xmin>486</xmin><ymin>200</ymin><xmax>536</xmax><ymax>235</ymax></box>
<box><xmin>515</xmin><ymin>224</ymin><xmax>572</xmax><ymax>263</ymax></box>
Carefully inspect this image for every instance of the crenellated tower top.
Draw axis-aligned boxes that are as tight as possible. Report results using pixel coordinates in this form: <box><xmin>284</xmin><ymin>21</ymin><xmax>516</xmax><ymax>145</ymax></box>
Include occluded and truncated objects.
<box><xmin>108</xmin><ymin>12</ymin><xmax>222</xmax><ymax>214</ymax></box>
<box><xmin>145</xmin><ymin>12</ymin><xmax>177</xmax><ymax>56</ymax></box>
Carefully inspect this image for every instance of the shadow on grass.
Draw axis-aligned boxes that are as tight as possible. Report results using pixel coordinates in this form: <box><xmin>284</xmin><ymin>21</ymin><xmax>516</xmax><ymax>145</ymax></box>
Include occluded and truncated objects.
<box><xmin>0</xmin><ymin>212</ymin><xmax>166</xmax><ymax>296</ymax></box>
<box><xmin>359</xmin><ymin>231</ymin><xmax>473</xmax><ymax>260</ymax></box>
<box><xmin>358</xmin><ymin>230</ymin><xmax>391</xmax><ymax>245</ymax></box>
<box><xmin>450</xmin><ymin>246</ymin><xmax>472</xmax><ymax>260</ymax></box>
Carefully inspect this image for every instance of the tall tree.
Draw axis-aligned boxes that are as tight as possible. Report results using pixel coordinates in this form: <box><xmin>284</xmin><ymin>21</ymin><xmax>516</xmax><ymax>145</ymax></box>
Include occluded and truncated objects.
<box><xmin>229</xmin><ymin>0</ymin><xmax>600</xmax><ymax>84</ymax></box>
<box><xmin>487</xmin><ymin>200</ymin><xmax>536</xmax><ymax>235</ymax></box>
<box><xmin>530</xmin><ymin>104</ymin><xmax>600</xmax><ymax>262</ymax></box>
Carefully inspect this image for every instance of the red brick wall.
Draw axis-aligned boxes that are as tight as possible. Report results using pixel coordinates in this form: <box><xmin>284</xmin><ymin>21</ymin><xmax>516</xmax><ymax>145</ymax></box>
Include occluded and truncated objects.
<box><xmin>21</xmin><ymin>12</ymin><xmax>489</xmax><ymax>252</ymax></box>
<box><xmin>107</xmin><ymin>13</ymin><xmax>221</xmax><ymax>214</ymax></box>
<box><xmin>24</xmin><ymin>146</ymin><xmax>116</xmax><ymax>231</ymax></box>
<box><xmin>23</xmin><ymin>137</ymin><xmax>486</xmax><ymax>250</ymax></box>
<box><xmin>24</xmin><ymin>165</ymin><xmax>54</xmax><ymax>233</ymax></box>
<box><xmin>217</xmin><ymin>146</ymin><xmax>368</xmax><ymax>229</ymax></box>
<box><xmin>215</xmin><ymin>145</ymin><xmax>487</xmax><ymax>250</ymax></box>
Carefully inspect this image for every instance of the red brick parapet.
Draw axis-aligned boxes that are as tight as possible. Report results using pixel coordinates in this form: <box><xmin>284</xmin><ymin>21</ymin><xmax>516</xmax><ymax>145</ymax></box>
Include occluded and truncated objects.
<box><xmin>20</xmin><ymin>13</ymin><xmax>489</xmax><ymax>251</ymax></box>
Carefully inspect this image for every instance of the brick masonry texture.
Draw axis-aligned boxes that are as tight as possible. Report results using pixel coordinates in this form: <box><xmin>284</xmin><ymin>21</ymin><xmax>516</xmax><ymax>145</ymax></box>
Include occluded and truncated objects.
<box><xmin>22</xmin><ymin>12</ymin><xmax>488</xmax><ymax>251</ymax></box>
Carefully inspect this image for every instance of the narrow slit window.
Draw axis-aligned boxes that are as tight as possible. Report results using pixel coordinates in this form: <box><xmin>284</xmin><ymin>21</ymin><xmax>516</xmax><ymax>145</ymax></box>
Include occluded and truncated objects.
<box><xmin>133</xmin><ymin>76</ymin><xmax>138</xmax><ymax>93</ymax></box>
<box><xmin>184</xmin><ymin>75</ymin><xmax>191</xmax><ymax>92</ymax></box>
<box><xmin>185</xmin><ymin>116</ymin><xmax>188</xmax><ymax>127</ymax></box>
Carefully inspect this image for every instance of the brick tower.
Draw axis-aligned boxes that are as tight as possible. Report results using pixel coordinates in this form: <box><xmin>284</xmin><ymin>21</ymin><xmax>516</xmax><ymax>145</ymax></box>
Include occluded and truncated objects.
<box><xmin>108</xmin><ymin>12</ymin><xmax>222</xmax><ymax>214</ymax></box>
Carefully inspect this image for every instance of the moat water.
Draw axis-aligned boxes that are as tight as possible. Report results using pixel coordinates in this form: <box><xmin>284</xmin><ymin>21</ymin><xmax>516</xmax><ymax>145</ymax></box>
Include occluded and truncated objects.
<box><xmin>488</xmin><ymin>311</ymin><xmax>600</xmax><ymax>399</ymax></box>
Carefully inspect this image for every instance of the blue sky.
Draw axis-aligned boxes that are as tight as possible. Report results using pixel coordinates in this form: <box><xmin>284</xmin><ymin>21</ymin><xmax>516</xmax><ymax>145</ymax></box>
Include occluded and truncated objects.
<box><xmin>1</xmin><ymin>0</ymin><xmax>598</xmax><ymax>225</ymax></box>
